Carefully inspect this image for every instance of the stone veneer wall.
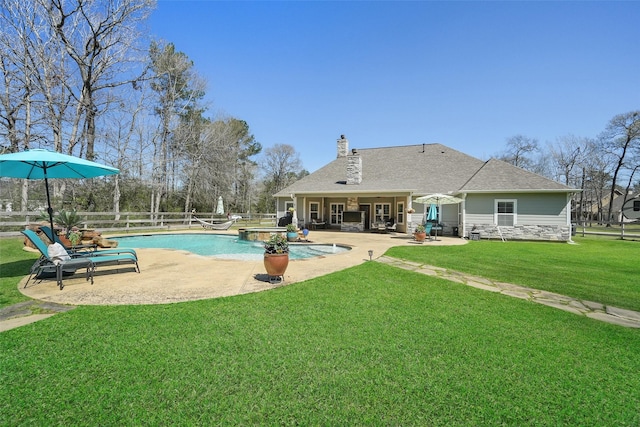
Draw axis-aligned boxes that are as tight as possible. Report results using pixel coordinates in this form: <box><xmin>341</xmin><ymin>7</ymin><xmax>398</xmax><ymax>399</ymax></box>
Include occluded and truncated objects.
<box><xmin>337</xmin><ymin>136</ymin><xmax>349</xmax><ymax>158</ymax></box>
<box><xmin>346</xmin><ymin>153</ymin><xmax>362</xmax><ymax>184</ymax></box>
<box><xmin>341</xmin><ymin>222</ymin><xmax>364</xmax><ymax>232</ymax></box>
<box><xmin>346</xmin><ymin>197</ymin><xmax>359</xmax><ymax>211</ymax></box>
<box><xmin>469</xmin><ymin>224</ymin><xmax>571</xmax><ymax>241</ymax></box>
<box><xmin>238</xmin><ymin>228</ymin><xmax>286</xmax><ymax>241</ymax></box>
<box><xmin>342</xmin><ymin>199</ymin><xmax>364</xmax><ymax>232</ymax></box>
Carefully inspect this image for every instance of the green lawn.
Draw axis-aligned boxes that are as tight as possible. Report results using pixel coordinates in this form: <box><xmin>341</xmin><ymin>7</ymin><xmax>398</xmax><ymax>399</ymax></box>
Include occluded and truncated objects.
<box><xmin>387</xmin><ymin>236</ymin><xmax>640</xmax><ymax>312</ymax></box>
<box><xmin>0</xmin><ymin>238</ymin><xmax>38</xmax><ymax>307</ymax></box>
<box><xmin>1</xmin><ymin>237</ymin><xmax>639</xmax><ymax>425</ymax></box>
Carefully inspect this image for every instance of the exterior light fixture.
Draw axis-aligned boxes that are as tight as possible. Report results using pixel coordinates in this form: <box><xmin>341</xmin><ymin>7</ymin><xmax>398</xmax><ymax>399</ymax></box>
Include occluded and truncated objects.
<box><xmin>368</xmin><ymin>250</ymin><xmax>373</xmax><ymax>261</ymax></box>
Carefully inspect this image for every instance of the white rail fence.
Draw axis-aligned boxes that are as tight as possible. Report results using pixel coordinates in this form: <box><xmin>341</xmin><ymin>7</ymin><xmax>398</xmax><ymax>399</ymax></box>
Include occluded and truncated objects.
<box><xmin>0</xmin><ymin>211</ymin><xmax>277</xmax><ymax>237</ymax></box>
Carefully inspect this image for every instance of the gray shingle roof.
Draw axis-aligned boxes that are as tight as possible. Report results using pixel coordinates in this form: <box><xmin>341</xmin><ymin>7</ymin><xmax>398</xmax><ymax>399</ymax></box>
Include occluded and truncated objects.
<box><xmin>460</xmin><ymin>158</ymin><xmax>574</xmax><ymax>192</ymax></box>
<box><xmin>275</xmin><ymin>143</ymin><xmax>575</xmax><ymax>197</ymax></box>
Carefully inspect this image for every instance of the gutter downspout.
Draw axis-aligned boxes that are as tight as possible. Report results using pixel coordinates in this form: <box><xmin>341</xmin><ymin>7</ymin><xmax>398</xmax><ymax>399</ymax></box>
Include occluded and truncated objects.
<box><xmin>567</xmin><ymin>192</ymin><xmax>574</xmax><ymax>243</ymax></box>
<box><xmin>461</xmin><ymin>193</ymin><xmax>467</xmax><ymax>238</ymax></box>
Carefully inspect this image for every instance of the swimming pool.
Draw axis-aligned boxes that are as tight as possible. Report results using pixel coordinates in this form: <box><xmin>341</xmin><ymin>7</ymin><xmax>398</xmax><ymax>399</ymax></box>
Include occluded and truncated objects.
<box><xmin>111</xmin><ymin>233</ymin><xmax>350</xmax><ymax>260</ymax></box>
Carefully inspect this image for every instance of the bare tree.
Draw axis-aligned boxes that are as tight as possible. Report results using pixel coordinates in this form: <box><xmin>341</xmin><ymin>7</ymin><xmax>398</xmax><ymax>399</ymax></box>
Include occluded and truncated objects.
<box><xmin>496</xmin><ymin>135</ymin><xmax>540</xmax><ymax>171</ymax></box>
<box><xmin>548</xmin><ymin>135</ymin><xmax>590</xmax><ymax>186</ymax></box>
<box><xmin>0</xmin><ymin>0</ymin><xmax>50</xmax><ymax>209</ymax></box>
<box><xmin>256</xmin><ymin>144</ymin><xmax>303</xmax><ymax>212</ymax></box>
<box><xmin>43</xmin><ymin>0</ymin><xmax>155</xmax><ymax>160</ymax></box>
<box><xmin>262</xmin><ymin>144</ymin><xmax>303</xmax><ymax>193</ymax></box>
<box><xmin>600</xmin><ymin>110</ymin><xmax>640</xmax><ymax>222</ymax></box>
<box><xmin>100</xmin><ymin>77</ymin><xmax>154</xmax><ymax>218</ymax></box>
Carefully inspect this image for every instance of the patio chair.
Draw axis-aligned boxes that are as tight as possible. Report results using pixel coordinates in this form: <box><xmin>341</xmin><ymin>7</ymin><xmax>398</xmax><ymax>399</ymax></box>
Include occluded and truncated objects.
<box><xmin>39</xmin><ymin>226</ymin><xmax>137</xmax><ymax>258</ymax></box>
<box><xmin>371</xmin><ymin>221</ymin><xmax>387</xmax><ymax>233</ymax></box>
<box><xmin>22</xmin><ymin>230</ymin><xmax>139</xmax><ymax>290</ymax></box>
<box><xmin>385</xmin><ymin>218</ymin><xmax>397</xmax><ymax>232</ymax></box>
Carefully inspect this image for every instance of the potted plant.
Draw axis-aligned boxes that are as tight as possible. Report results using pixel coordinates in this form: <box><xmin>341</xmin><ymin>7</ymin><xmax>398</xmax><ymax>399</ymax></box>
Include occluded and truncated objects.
<box><xmin>414</xmin><ymin>224</ymin><xmax>427</xmax><ymax>242</ymax></box>
<box><xmin>68</xmin><ymin>229</ymin><xmax>82</xmax><ymax>247</ymax></box>
<box><xmin>263</xmin><ymin>233</ymin><xmax>290</xmax><ymax>279</ymax></box>
<box><xmin>286</xmin><ymin>223</ymin><xmax>298</xmax><ymax>241</ymax></box>
<box><xmin>54</xmin><ymin>209</ymin><xmax>83</xmax><ymax>238</ymax></box>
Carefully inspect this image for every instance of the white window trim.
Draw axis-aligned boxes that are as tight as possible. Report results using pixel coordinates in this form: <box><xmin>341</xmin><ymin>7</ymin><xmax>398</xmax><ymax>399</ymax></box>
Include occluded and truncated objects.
<box><xmin>494</xmin><ymin>199</ymin><xmax>517</xmax><ymax>226</ymax></box>
<box><xmin>330</xmin><ymin>203</ymin><xmax>344</xmax><ymax>225</ymax></box>
<box><xmin>285</xmin><ymin>201</ymin><xmax>294</xmax><ymax>213</ymax></box>
<box><xmin>309</xmin><ymin>202</ymin><xmax>320</xmax><ymax>220</ymax></box>
<box><xmin>397</xmin><ymin>202</ymin><xmax>405</xmax><ymax>224</ymax></box>
<box><xmin>374</xmin><ymin>203</ymin><xmax>391</xmax><ymax>223</ymax></box>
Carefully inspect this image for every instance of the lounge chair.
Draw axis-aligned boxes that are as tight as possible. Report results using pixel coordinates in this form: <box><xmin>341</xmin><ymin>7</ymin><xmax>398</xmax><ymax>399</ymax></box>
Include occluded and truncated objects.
<box><xmin>39</xmin><ymin>226</ymin><xmax>138</xmax><ymax>258</ymax></box>
<box><xmin>193</xmin><ymin>216</ymin><xmax>234</xmax><ymax>230</ymax></box>
<box><xmin>22</xmin><ymin>230</ymin><xmax>139</xmax><ymax>290</ymax></box>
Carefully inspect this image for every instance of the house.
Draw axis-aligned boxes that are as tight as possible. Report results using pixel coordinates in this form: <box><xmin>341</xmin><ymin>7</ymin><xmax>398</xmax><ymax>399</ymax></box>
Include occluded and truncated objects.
<box><xmin>274</xmin><ymin>136</ymin><xmax>580</xmax><ymax>241</ymax></box>
<box><xmin>580</xmin><ymin>188</ymin><xmax>637</xmax><ymax>224</ymax></box>
<box><xmin>618</xmin><ymin>192</ymin><xmax>640</xmax><ymax>223</ymax></box>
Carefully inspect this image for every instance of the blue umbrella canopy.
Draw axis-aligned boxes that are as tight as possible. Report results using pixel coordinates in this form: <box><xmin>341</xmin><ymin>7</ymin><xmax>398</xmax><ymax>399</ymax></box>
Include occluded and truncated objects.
<box><xmin>0</xmin><ymin>149</ymin><xmax>120</xmax><ymax>240</ymax></box>
<box><xmin>0</xmin><ymin>149</ymin><xmax>119</xmax><ymax>179</ymax></box>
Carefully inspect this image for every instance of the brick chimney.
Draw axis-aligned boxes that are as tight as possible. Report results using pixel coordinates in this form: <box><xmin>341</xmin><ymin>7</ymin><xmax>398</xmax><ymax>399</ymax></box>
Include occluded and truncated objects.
<box><xmin>347</xmin><ymin>148</ymin><xmax>362</xmax><ymax>185</ymax></box>
<box><xmin>337</xmin><ymin>135</ymin><xmax>348</xmax><ymax>158</ymax></box>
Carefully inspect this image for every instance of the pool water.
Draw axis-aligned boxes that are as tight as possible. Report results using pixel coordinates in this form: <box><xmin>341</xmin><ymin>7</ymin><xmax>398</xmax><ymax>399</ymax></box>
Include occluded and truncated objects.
<box><xmin>111</xmin><ymin>234</ymin><xmax>349</xmax><ymax>260</ymax></box>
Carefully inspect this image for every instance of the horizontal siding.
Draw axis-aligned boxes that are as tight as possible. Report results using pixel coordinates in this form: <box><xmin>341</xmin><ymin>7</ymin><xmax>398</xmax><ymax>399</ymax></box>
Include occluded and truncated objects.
<box><xmin>465</xmin><ymin>213</ymin><xmax>494</xmax><ymax>225</ymax></box>
<box><xmin>466</xmin><ymin>193</ymin><xmax>568</xmax><ymax>226</ymax></box>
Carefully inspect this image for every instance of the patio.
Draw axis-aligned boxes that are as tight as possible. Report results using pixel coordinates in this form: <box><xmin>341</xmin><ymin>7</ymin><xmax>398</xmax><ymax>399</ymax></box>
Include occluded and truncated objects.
<box><xmin>18</xmin><ymin>230</ymin><xmax>467</xmax><ymax>306</ymax></box>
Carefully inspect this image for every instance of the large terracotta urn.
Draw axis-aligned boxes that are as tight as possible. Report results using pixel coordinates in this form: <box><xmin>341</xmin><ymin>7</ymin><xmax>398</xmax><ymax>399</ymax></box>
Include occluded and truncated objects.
<box><xmin>263</xmin><ymin>253</ymin><xmax>289</xmax><ymax>277</ymax></box>
<box><xmin>414</xmin><ymin>232</ymin><xmax>427</xmax><ymax>242</ymax></box>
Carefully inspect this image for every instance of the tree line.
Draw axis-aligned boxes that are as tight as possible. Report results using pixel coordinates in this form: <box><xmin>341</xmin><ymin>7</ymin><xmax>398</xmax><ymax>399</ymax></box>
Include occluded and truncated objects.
<box><xmin>1</xmin><ymin>0</ymin><xmax>637</xmax><ymax>222</ymax></box>
<box><xmin>0</xmin><ymin>0</ymin><xmax>305</xmax><ymax>217</ymax></box>
<box><xmin>494</xmin><ymin>111</ymin><xmax>639</xmax><ymax>223</ymax></box>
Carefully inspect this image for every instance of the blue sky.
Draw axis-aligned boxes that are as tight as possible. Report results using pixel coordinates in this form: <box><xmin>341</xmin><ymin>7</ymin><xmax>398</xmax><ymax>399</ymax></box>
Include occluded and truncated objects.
<box><xmin>149</xmin><ymin>1</ymin><xmax>639</xmax><ymax>172</ymax></box>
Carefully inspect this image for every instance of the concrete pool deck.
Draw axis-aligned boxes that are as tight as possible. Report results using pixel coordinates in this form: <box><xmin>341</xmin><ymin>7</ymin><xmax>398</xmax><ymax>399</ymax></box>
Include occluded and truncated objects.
<box><xmin>18</xmin><ymin>230</ymin><xmax>466</xmax><ymax>306</ymax></box>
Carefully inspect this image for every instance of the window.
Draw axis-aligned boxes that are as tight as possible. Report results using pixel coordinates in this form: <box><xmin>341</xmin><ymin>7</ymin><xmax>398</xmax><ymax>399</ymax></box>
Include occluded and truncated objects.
<box><xmin>285</xmin><ymin>201</ymin><xmax>294</xmax><ymax>213</ymax></box>
<box><xmin>397</xmin><ymin>202</ymin><xmax>404</xmax><ymax>224</ymax></box>
<box><xmin>374</xmin><ymin>203</ymin><xmax>390</xmax><ymax>223</ymax></box>
<box><xmin>330</xmin><ymin>203</ymin><xmax>344</xmax><ymax>224</ymax></box>
<box><xmin>309</xmin><ymin>202</ymin><xmax>319</xmax><ymax>220</ymax></box>
<box><xmin>495</xmin><ymin>199</ymin><xmax>516</xmax><ymax>226</ymax></box>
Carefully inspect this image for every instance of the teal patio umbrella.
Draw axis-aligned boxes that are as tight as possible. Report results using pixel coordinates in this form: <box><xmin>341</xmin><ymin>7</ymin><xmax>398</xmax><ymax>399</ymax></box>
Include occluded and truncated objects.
<box><xmin>0</xmin><ymin>149</ymin><xmax>119</xmax><ymax>241</ymax></box>
<box><xmin>427</xmin><ymin>203</ymin><xmax>438</xmax><ymax>221</ymax></box>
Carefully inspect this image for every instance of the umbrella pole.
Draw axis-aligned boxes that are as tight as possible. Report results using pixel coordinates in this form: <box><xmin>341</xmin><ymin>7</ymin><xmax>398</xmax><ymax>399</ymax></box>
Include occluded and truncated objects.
<box><xmin>434</xmin><ymin>202</ymin><xmax>439</xmax><ymax>241</ymax></box>
<box><xmin>43</xmin><ymin>171</ymin><xmax>56</xmax><ymax>242</ymax></box>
